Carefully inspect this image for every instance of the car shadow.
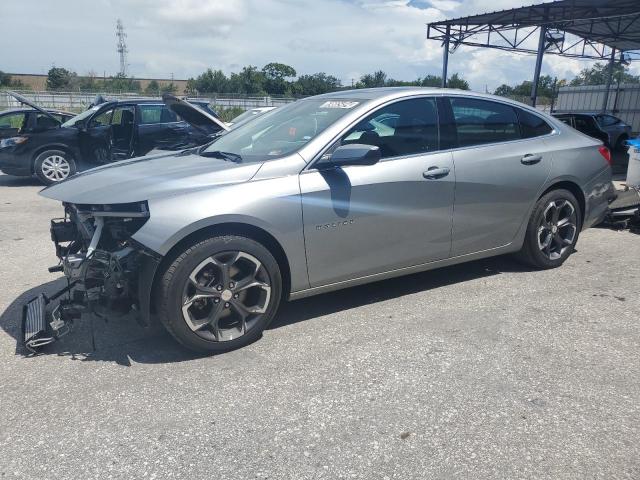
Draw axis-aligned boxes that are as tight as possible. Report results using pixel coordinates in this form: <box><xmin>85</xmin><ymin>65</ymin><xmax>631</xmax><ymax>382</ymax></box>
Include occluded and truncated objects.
<box><xmin>0</xmin><ymin>255</ymin><xmax>533</xmax><ymax>366</ymax></box>
<box><xmin>0</xmin><ymin>174</ymin><xmax>42</xmax><ymax>188</ymax></box>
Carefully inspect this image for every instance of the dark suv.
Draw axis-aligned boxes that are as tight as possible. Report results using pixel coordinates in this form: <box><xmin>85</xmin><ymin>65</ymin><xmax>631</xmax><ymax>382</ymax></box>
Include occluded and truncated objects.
<box><xmin>0</xmin><ymin>92</ymin><xmax>228</xmax><ymax>184</ymax></box>
<box><xmin>553</xmin><ymin>112</ymin><xmax>632</xmax><ymax>151</ymax></box>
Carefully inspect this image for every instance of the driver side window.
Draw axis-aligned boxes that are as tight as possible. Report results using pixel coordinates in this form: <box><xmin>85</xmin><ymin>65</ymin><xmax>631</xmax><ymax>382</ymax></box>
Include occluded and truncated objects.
<box><xmin>89</xmin><ymin>109</ymin><xmax>113</xmax><ymax>128</ymax></box>
<box><xmin>340</xmin><ymin>98</ymin><xmax>439</xmax><ymax>159</ymax></box>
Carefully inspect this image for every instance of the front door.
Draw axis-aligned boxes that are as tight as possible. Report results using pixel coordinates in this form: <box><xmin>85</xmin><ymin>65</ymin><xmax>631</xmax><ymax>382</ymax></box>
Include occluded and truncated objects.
<box><xmin>300</xmin><ymin>97</ymin><xmax>455</xmax><ymax>287</ymax></box>
<box><xmin>80</xmin><ymin>106</ymin><xmax>114</xmax><ymax>165</ymax></box>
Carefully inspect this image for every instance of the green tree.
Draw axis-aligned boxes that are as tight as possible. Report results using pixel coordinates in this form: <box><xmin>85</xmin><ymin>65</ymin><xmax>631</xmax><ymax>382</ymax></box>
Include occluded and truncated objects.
<box><xmin>102</xmin><ymin>73</ymin><xmax>141</xmax><ymax>93</ymax></box>
<box><xmin>262</xmin><ymin>62</ymin><xmax>296</xmax><ymax>95</ymax></box>
<box><xmin>46</xmin><ymin>67</ymin><xmax>75</xmax><ymax>90</ymax></box>
<box><xmin>187</xmin><ymin>69</ymin><xmax>229</xmax><ymax>94</ymax></box>
<box><xmin>293</xmin><ymin>73</ymin><xmax>341</xmax><ymax>95</ymax></box>
<box><xmin>447</xmin><ymin>73</ymin><xmax>470</xmax><ymax>90</ymax></box>
<box><xmin>419</xmin><ymin>75</ymin><xmax>442</xmax><ymax>87</ymax></box>
<box><xmin>145</xmin><ymin>80</ymin><xmax>160</xmax><ymax>95</ymax></box>
<box><xmin>570</xmin><ymin>62</ymin><xmax>640</xmax><ymax>86</ymax></box>
<box><xmin>357</xmin><ymin>70</ymin><xmax>388</xmax><ymax>88</ymax></box>
<box><xmin>160</xmin><ymin>82</ymin><xmax>178</xmax><ymax>94</ymax></box>
<box><xmin>0</xmin><ymin>71</ymin><xmax>12</xmax><ymax>87</ymax></box>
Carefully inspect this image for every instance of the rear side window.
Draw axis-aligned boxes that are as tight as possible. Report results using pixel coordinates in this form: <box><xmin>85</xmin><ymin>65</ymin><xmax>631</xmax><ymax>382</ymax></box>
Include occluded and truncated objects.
<box><xmin>341</xmin><ymin>98</ymin><xmax>439</xmax><ymax>159</ymax></box>
<box><xmin>516</xmin><ymin>108</ymin><xmax>553</xmax><ymax>138</ymax></box>
<box><xmin>450</xmin><ymin>97</ymin><xmax>520</xmax><ymax>147</ymax></box>
<box><xmin>139</xmin><ymin>105</ymin><xmax>178</xmax><ymax>125</ymax></box>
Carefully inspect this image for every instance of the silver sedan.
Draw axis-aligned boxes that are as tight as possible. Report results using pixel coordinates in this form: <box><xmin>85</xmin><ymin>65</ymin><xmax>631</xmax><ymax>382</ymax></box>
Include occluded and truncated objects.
<box><xmin>31</xmin><ymin>88</ymin><xmax>615</xmax><ymax>354</ymax></box>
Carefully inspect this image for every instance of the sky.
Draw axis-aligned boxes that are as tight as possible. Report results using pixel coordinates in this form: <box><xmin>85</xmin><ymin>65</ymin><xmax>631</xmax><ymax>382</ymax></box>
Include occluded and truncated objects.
<box><xmin>1</xmin><ymin>0</ymin><xmax>638</xmax><ymax>92</ymax></box>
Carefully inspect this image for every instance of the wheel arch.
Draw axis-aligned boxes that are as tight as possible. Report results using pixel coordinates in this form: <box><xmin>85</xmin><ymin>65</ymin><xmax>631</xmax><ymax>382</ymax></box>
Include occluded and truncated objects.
<box><xmin>30</xmin><ymin>144</ymin><xmax>79</xmax><ymax>173</ymax></box>
<box><xmin>148</xmin><ymin>222</ymin><xmax>293</xmax><ymax>314</ymax></box>
<box><xmin>539</xmin><ymin>180</ymin><xmax>586</xmax><ymax>224</ymax></box>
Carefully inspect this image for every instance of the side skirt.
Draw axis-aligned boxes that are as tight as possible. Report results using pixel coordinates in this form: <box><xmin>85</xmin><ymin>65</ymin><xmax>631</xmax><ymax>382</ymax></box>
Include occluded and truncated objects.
<box><xmin>288</xmin><ymin>243</ymin><xmax>519</xmax><ymax>301</ymax></box>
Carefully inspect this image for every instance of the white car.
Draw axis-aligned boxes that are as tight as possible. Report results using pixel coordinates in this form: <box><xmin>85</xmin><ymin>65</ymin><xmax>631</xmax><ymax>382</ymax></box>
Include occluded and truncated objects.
<box><xmin>228</xmin><ymin>107</ymin><xmax>277</xmax><ymax>128</ymax></box>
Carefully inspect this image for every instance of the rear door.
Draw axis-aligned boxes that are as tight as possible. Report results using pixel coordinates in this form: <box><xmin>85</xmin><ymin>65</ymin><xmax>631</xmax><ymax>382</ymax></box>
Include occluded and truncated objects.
<box><xmin>445</xmin><ymin>96</ymin><xmax>553</xmax><ymax>256</ymax></box>
<box><xmin>136</xmin><ymin>103</ymin><xmax>186</xmax><ymax>154</ymax></box>
<box><xmin>300</xmin><ymin>96</ymin><xmax>455</xmax><ymax>287</ymax></box>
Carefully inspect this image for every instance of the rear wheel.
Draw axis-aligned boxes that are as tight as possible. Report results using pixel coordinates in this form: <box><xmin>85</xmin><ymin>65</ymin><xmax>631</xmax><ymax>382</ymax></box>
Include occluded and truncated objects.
<box><xmin>156</xmin><ymin>235</ymin><xmax>282</xmax><ymax>354</ymax></box>
<box><xmin>517</xmin><ymin>189</ymin><xmax>581</xmax><ymax>269</ymax></box>
<box><xmin>34</xmin><ymin>149</ymin><xmax>76</xmax><ymax>185</ymax></box>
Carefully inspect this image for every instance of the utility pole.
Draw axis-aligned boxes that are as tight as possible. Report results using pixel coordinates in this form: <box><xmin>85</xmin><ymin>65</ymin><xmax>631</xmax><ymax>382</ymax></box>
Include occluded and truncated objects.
<box><xmin>116</xmin><ymin>19</ymin><xmax>128</xmax><ymax>77</ymax></box>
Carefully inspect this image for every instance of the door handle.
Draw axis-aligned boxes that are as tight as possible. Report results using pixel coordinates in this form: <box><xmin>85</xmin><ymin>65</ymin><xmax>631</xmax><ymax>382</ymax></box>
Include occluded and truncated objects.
<box><xmin>521</xmin><ymin>154</ymin><xmax>542</xmax><ymax>165</ymax></box>
<box><xmin>423</xmin><ymin>166</ymin><xmax>450</xmax><ymax>179</ymax></box>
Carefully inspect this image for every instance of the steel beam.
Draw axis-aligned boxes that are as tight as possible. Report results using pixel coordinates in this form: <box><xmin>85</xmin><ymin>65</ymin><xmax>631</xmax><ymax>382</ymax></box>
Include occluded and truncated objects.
<box><xmin>442</xmin><ymin>25</ymin><xmax>450</xmax><ymax>88</ymax></box>
<box><xmin>531</xmin><ymin>26</ymin><xmax>547</xmax><ymax>107</ymax></box>
<box><xmin>601</xmin><ymin>48</ymin><xmax>617</xmax><ymax>113</ymax></box>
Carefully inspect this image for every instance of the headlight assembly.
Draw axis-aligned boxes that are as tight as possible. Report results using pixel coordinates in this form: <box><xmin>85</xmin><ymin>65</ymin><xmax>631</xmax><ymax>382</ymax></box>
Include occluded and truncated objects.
<box><xmin>0</xmin><ymin>136</ymin><xmax>28</xmax><ymax>148</ymax></box>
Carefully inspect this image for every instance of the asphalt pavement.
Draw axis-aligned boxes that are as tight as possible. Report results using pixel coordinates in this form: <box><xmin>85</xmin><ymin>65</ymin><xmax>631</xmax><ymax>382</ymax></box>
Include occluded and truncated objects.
<box><xmin>0</xmin><ymin>173</ymin><xmax>638</xmax><ymax>479</ymax></box>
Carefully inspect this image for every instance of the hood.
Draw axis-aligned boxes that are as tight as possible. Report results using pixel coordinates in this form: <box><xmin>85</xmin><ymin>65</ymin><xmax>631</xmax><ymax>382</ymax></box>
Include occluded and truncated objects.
<box><xmin>40</xmin><ymin>151</ymin><xmax>261</xmax><ymax>205</ymax></box>
<box><xmin>7</xmin><ymin>91</ymin><xmax>61</xmax><ymax>126</ymax></box>
<box><xmin>162</xmin><ymin>94</ymin><xmax>229</xmax><ymax>135</ymax></box>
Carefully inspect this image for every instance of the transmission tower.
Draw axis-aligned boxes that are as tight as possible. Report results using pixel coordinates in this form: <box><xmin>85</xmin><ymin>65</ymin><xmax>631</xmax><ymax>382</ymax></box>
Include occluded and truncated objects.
<box><xmin>116</xmin><ymin>19</ymin><xmax>128</xmax><ymax>76</ymax></box>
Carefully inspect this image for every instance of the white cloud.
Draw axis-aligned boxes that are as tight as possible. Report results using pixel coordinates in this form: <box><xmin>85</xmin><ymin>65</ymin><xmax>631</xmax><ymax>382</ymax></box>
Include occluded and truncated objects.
<box><xmin>0</xmin><ymin>0</ymin><xmax>625</xmax><ymax>92</ymax></box>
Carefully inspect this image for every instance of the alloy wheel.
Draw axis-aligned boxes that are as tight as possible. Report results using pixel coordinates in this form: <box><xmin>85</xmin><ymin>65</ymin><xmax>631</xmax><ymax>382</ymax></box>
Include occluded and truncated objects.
<box><xmin>181</xmin><ymin>251</ymin><xmax>272</xmax><ymax>342</ymax></box>
<box><xmin>537</xmin><ymin>199</ymin><xmax>577</xmax><ymax>260</ymax></box>
<box><xmin>40</xmin><ymin>155</ymin><xmax>71</xmax><ymax>182</ymax></box>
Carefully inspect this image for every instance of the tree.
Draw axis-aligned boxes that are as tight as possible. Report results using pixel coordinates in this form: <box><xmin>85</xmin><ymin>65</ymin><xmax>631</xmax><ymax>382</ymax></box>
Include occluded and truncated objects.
<box><xmin>293</xmin><ymin>73</ymin><xmax>341</xmax><ymax>95</ymax></box>
<box><xmin>0</xmin><ymin>71</ymin><xmax>12</xmax><ymax>87</ymax></box>
<box><xmin>262</xmin><ymin>62</ymin><xmax>296</xmax><ymax>95</ymax></box>
<box><xmin>570</xmin><ymin>62</ymin><xmax>640</xmax><ymax>86</ymax></box>
<box><xmin>187</xmin><ymin>69</ymin><xmax>229</xmax><ymax>94</ymax></box>
<box><xmin>46</xmin><ymin>67</ymin><xmax>75</xmax><ymax>90</ymax></box>
<box><xmin>102</xmin><ymin>73</ymin><xmax>141</xmax><ymax>93</ymax></box>
<box><xmin>493</xmin><ymin>84</ymin><xmax>514</xmax><ymax>97</ymax></box>
<box><xmin>160</xmin><ymin>82</ymin><xmax>178</xmax><ymax>94</ymax></box>
<box><xmin>357</xmin><ymin>70</ymin><xmax>388</xmax><ymax>88</ymax></box>
<box><xmin>447</xmin><ymin>73</ymin><xmax>470</xmax><ymax>90</ymax></box>
<box><xmin>145</xmin><ymin>80</ymin><xmax>160</xmax><ymax>95</ymax></box>
<box><xmin>493</xmin><ymin>75</ymin><xmax>557</xmax><ymax>99</ymax></box>
<box><xmin>419</xmin><ymin>75</ymin><xmax>442</xmax><ymax>87</ymax></box>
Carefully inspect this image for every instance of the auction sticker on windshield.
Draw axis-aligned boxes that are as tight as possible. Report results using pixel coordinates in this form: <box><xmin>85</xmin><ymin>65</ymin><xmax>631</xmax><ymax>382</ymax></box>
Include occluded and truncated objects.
<box><xmin>320</xmin><ymin>101</ymin><xmax>359</xmax><ymax>109</ymax></box>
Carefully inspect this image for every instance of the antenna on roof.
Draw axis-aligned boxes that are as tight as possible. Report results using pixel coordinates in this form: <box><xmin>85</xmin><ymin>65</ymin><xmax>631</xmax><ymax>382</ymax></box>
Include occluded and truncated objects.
<box><xmin>116</xmin><ymin>19</ymin><xmax>128</xmax><ymax>76</ymax></box>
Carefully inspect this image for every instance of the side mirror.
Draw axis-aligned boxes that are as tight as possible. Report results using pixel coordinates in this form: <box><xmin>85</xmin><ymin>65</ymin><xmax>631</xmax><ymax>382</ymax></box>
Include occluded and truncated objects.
<box><xmin>318</xmin><ymin>144</ymin><xmax>381</xmax><ymax>169</ymax></box>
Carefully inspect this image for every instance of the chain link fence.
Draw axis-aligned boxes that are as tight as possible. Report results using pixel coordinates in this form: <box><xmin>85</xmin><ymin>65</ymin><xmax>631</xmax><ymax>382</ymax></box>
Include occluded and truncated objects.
<box><xmin>0</xmin><ymin>90</ymin><xmax>297</xmax><ymax>113</ymax></box>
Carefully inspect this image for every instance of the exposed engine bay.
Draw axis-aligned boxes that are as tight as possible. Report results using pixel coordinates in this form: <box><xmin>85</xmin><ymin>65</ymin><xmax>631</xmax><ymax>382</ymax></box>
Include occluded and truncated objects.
<box><xmin>23</xmin><ymin>202</ymin><xmax>160</xmax><ymax>352</ymax></box>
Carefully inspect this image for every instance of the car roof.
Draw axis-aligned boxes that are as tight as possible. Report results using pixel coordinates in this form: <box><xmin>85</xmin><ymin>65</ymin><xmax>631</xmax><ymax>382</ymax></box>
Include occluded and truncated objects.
<box><xmin>105</xmin><ymin>98</ymin><xmax>210</xmax><ymax>105</ymax></box>
<box><xmin>0</xmin><ymin>107</ymin><xmax>73</xmax><ymax>115</ymax></box>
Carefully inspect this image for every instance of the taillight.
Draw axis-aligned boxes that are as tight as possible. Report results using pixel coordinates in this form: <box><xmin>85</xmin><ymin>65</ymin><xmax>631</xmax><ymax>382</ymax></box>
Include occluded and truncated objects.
<box><xmin>598</xmin><ymin>145</ymin><xmax>612</xmax><ymax>166</ymax></box>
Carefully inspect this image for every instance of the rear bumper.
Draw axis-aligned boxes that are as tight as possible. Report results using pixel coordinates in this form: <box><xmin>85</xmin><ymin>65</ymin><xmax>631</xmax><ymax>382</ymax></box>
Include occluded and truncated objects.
<box><xmin>583</xmin><ymin>168</ymin><xmax>616</xmax><ymax>229</ymax></box>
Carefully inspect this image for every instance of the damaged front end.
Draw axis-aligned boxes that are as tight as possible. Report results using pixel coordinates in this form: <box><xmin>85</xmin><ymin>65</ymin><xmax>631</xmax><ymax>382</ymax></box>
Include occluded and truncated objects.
<box><xmin>23</xmin><ymin>201</ymin><xmax>160</xmax><ymax>353</ymax></box>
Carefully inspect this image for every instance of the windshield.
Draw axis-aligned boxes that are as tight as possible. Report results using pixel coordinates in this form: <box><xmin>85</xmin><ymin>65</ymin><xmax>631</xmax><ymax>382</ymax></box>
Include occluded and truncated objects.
<box><xmin>203</xmin><ymin>99</ymin><xmax>361</xmax><ymax>163</ymax></box>
<box><xmin>61</xmin><ymin>106</ymin><xmax>101</xmax><ymax>128</ymax></box>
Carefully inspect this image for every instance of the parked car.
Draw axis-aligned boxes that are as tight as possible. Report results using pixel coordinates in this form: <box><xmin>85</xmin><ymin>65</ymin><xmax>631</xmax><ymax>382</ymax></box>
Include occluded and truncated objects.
<box><xmin>553</xmin><ymin>112</ymin><xmax>632</xmax><ymax>151</ymax></box>
<box><xmin>0</xmin><ymin>107</ymin><xmax>73</xmax><ymax>139</ymax></box>
<box><xmin>0</xmin><ymin>92</ymin><xmax>228</xmax><ymax>185</ymax></box>
<box><xmin>228</xmin><ymin>106</ymin><xmax>277</xmax><ymax>128</ymax></box>
<box><xmin>24</xmin><ymin>88</ymin><xmax>615</xmax><ymax>354</ymax></box>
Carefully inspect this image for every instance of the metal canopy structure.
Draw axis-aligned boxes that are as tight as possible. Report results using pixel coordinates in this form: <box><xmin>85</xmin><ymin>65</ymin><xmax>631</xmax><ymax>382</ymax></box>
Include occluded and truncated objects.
<box><xmin>427</xmin><ymin>0</ymin><xmax>640</xmax><ymax>108</ymax></box>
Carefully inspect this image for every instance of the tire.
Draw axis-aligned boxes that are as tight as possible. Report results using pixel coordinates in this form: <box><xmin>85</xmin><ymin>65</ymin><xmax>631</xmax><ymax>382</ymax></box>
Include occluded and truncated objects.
<box><xmin>34</xmin><ymin>149</ymin><xmax>76</xmax><ymax>185</ymax></box>
<box><xmin>156</xmin><ymin>235</ymin><xmax>282</xmax><ymax>354</ymax></box>
<box><xmin>516</xmin><ymin>189</ymin><xmax>582</xmax><ymax>269</ymax></box>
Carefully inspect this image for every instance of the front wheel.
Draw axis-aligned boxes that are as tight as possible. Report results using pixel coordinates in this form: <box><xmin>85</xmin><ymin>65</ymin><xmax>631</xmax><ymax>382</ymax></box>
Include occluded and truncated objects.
<box><xmin>34</xmin><ymin>149</ymin><xmax>76</xmax><ymax>185</ymax></box>
<box><xmin>156</xmin><ymin>235</ymin><xmax>282</xmax><ymax>354</ymax></box>
<box><xmin>516</xmin><ymin>189</ymin><xmax>581</xmax><ymax>269</ymax></box>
